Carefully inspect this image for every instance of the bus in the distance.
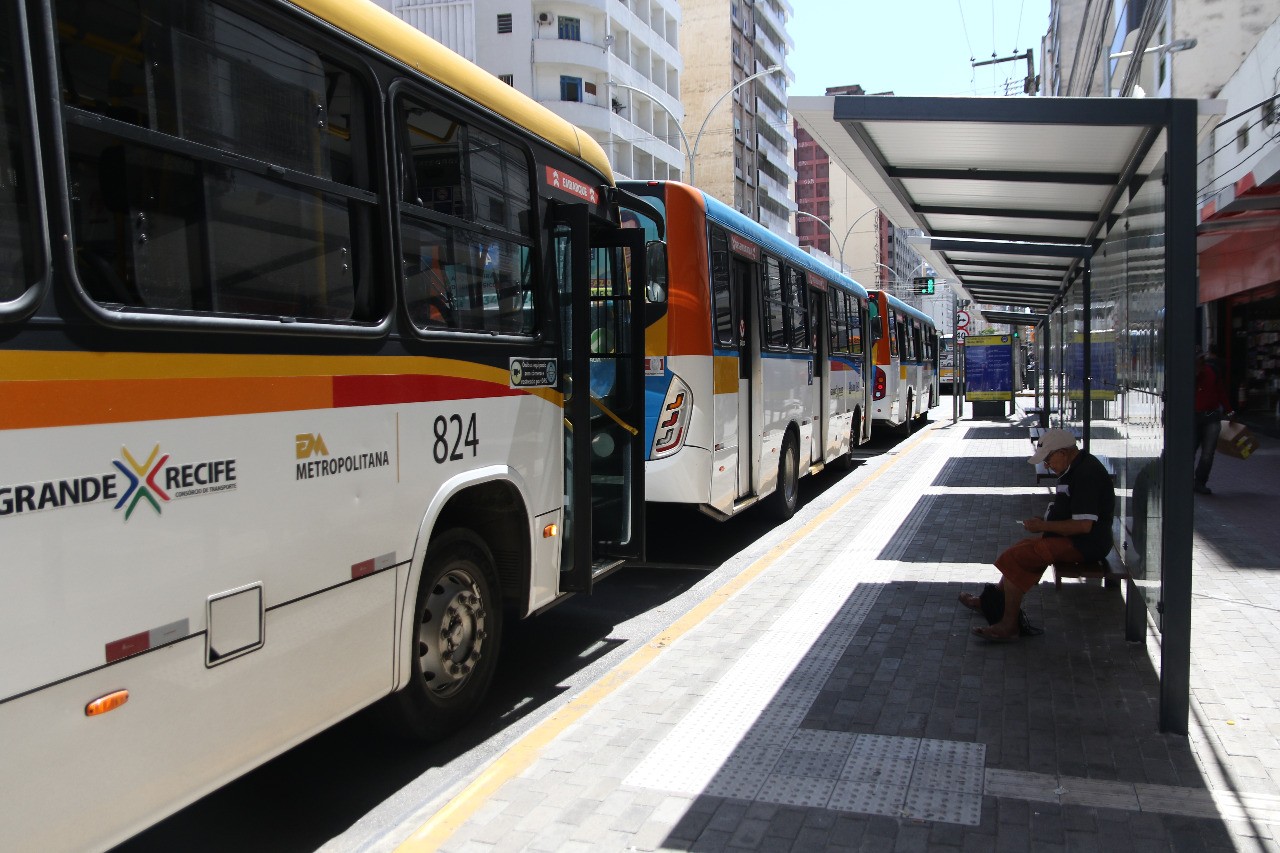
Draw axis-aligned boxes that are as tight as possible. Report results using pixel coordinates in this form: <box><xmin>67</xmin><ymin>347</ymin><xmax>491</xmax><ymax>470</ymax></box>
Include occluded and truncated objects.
<box><xmin>618</xmin><ymin>181</ymin><xmax>873</xmax><ymax>522</ymax></box>
<box><xmin>0</xmin><ymin>1</ymin><xmax>651</xmax><ymax>850</ymax></box>
<box><xmin>939</xmin><ymin>333</ymin><xmax>964</xmax><ymax>394</ymax></box>
<box><xmin>867</xmin><ymin>290</ymin><xmax>940</xmax><ymax>435</ymax></box>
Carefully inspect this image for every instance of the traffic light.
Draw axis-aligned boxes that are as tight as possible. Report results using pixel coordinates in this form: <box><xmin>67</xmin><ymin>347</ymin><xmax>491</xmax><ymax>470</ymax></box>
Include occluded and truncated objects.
<box><xmin>912</xmin><ymin>276</ymin><xmax>936</xmax><ymax>295</ymax></box>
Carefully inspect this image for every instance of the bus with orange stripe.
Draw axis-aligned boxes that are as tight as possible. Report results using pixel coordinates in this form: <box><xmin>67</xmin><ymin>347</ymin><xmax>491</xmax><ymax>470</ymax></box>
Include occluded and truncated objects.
<box><xmin>619</xmin><ymin>181</ymin><xmax>872</xmax><ymax>521</ymax></box>
<box><xmin>868</xmin><ymin>290</ymin><xmax>940</xmax><ymax>435</ymax></box>
<box><xmin>0</xmin><ymin>1</ymin><xmax>653</xmax><ymax>849</ymax></box>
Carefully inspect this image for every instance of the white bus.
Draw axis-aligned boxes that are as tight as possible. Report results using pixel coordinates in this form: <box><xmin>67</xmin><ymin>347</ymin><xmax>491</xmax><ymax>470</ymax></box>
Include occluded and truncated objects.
<box><xmin>867</xmin><ymin>290</ymin><xmax>940</xmax><ymax>435</ymax></box>
<box><xmin>0</xmin><ymin>1</ymin><xmax>648</xmax><ymax>849</ymax></box>
<box><xmin>620</xmin><ymin>182</ymin><xmax>873</xmax><ymax>522</ymax></box>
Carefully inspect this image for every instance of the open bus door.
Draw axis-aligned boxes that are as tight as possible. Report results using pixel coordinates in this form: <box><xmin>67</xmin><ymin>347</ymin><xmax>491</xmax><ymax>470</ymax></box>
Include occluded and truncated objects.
<box><xmin>553</xmin><ymin>203</ymin><xmax>646</xmax><ymax>593</ymax></box>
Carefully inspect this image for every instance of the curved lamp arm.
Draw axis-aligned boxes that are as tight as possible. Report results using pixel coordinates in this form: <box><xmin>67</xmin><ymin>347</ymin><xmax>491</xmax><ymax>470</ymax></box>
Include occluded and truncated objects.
<box><xmin>690</xmin><ymin>65</ymin><xmax>781</xmax><ymax>186</ymax></box>
<box><xmin>607</xmin><ymin>80</ymin><xmax>692</xmax><ymax>178</ymax></box>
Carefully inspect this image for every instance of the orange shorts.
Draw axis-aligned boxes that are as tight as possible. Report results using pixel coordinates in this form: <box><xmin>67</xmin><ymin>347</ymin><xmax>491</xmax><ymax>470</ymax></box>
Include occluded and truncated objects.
<box><xmin>994</xmin><ymin>536</ymin><xmax>1087</xmax><ymax>593</ymax></box>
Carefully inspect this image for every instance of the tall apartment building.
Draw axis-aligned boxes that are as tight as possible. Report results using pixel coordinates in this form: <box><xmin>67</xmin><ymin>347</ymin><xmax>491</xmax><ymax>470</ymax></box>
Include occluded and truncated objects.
<box><xmin>679</xmin><ymin>0</ymin><xmax>796</xmax><ymax>234</ymax></box>
<box><xmin>793</xmin><ymin>120</ymin><xmax>888</xmax><ymax>289</ymax></box>
<box><xmin>793</xmin><ymin>84</ymin><xmax>928</xmax><ymax>304</ymax></box>
<box><xmin>1042</xmin><ymin>0</ymin><xmax>1280</xmax><ymax>423</ymax></box>
<box><xmin>374</xmin><ymin>0</ymin><xmax>685</xmax><ymax>181</ymax></box>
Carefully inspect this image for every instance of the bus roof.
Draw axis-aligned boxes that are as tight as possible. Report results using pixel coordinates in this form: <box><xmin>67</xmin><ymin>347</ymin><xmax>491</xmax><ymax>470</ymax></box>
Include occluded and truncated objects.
<box><xmin>670</xmin><ymin>184</ymin><xmax>869</xmax><ymax>300</ymax></box>
<box><xmin>872</xmin><ymin>290</ymin><xmax>936</xmax><ymax>328</ymax></box>
<box><xmin>293</xmin><ymin>0</ymin><xmax>613</xmax><ymax>181</ymax></box>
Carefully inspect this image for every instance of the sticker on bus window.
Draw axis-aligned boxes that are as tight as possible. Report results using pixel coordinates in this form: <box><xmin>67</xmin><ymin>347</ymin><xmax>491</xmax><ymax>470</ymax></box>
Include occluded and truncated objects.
<box><xmin>645</xmin><ymin>357</ymin><xmax>665</xmax><ymax>376</ymax></box>
<box><xmin>510</xmin><ymin>358</ymin><xmax>558</xmax><ymax>388</ymax></box>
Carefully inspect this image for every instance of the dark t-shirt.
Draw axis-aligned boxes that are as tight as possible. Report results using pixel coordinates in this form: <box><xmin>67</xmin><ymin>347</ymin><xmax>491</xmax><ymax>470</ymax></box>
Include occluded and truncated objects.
<box><xmin>1048</xmin><ymin>451</ymin><xmax>1115</xmax><ymax>560</ymax></box>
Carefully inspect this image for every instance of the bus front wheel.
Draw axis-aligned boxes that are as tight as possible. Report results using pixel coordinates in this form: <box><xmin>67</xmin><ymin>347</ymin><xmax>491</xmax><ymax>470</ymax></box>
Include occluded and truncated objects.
<box><xmin>387</xmin><ymin>529</ymin><xmax>503</xmax><ymax>741</ymax></box>
<box><xmin>770</xmin><ymin>434</ymin><xmax>800</xmax><ymax>521</ymax></box>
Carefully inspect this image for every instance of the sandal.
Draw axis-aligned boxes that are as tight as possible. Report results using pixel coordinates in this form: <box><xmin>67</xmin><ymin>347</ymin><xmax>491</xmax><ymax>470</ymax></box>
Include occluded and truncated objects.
<box><xmin>958</xmin><ymin>592</ymin><xmax>981</xmax><ymax>613</ymax></box>
<box><xmin>972</xmin><ymin>625</ymin><xmax>1019</xmax><ymax>643</ymax></box>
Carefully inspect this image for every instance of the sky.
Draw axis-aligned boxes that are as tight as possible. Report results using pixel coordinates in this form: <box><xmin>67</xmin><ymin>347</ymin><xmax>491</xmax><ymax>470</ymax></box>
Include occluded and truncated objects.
<box><xmin>787</xmin><ymin>0</ymin><xmax>1052</xmax><ymax>98</ymax></box>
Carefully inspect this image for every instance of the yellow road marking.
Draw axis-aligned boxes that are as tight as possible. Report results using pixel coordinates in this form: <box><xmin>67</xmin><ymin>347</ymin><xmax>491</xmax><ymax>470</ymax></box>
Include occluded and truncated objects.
<box><xmin>396</xmin><ymin>424</ymin><xmax>939</xmax><ymax>851</ymax></box>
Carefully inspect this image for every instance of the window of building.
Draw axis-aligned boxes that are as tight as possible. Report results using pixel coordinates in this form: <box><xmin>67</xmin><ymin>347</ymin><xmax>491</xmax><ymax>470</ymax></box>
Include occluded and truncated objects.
<box><xmin>558</xmin><ymin>16</ymin><xmax>581</xmax><ymax>41</ymax></box>
<box><xmin>497</xmin><ymin>13</ymin><xmax>512</xmax><ymax>33</ymax></box>
<box><xmin>498</xmin><ymin>74</ymin><xmax>514</xmax><ymax>86</ymax></box>
<box><xmin>1264</xmin><ymin>97</ymin><xmax>1277</xmax><ymax>128</ymax></box>
<box><xmin>1237</xmin><ymin>123</ymin><xmax>1249</xmax><ymax>153</ymax></box>
<box><xmin>560</xmin><ymin>76</ymin><xmax>582</xmax><ymax>102</ymax></box>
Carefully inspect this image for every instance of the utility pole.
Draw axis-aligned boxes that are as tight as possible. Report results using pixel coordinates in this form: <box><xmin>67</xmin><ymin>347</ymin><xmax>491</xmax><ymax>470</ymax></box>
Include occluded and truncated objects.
<box><xmin>972</xmin><ymin>48</ymin><xmax>1039</xmax><ymax>95</ymax></box>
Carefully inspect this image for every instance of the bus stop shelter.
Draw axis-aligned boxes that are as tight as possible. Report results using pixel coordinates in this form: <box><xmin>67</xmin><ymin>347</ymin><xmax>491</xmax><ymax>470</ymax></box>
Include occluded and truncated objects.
<box><xmin>792</xmin><ymin>95</ymin><xmax>1202</xmax><ymax>735</ymax></box>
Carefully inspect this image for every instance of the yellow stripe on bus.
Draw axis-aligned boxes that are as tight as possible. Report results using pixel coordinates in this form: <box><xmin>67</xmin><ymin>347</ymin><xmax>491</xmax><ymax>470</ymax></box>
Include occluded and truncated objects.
<box><xmin>712</xmin><ymin>355</ymin><xmax>739</xmax><ymax>395</ymax></box>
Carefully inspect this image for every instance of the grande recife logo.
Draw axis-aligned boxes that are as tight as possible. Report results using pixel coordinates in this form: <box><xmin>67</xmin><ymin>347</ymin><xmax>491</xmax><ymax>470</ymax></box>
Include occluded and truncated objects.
<box><xmin>113</xmin><ymin>444</ymin><xmax>237</xmax><ymax>519</ymax></box>
<box><xmin>0</xmin><ymin>444</ymin><xmax>237</xmax><ymax>521</ymax></box>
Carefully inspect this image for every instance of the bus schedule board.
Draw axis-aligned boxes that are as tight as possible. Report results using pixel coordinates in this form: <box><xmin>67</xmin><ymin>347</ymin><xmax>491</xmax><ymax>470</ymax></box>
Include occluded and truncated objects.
<box><xmin>963</xmin><ymin>335</ymin><xmax>1014</xmax><ymax>402</ymax></box>
<box><xmin>1067</xmin><ymin>331</ymin><xmax>1118</xmax><ymax>401</ymax></box>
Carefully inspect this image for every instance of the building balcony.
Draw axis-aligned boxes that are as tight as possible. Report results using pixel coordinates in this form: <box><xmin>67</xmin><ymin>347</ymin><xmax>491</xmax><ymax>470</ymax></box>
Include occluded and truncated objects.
<box><xmin>533</xmin><ymin>35</ymin><xmax>612</xmax><ymax>73</ymax></box>
<box><xmin>752</xmin><ymin>0</ymin><xmax>793</xmax><ymax>50</ymax></box>
<box><xmin>758</xmin><ymin>206</ymin><xmax>796</xmax><ymax>242</ymax></box>
<box><xmin>755</xmin><ymin>168</ymin><xmax>790</xmax><ymax>205</ymax></box>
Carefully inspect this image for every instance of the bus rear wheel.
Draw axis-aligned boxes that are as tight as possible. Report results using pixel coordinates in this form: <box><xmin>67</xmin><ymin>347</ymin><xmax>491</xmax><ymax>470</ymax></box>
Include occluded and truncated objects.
<box><xmin>897</xmin><ymin>393</ymin><xmax>914</xmax><ymax>437</ymax></box>
<box><xmin>836</xmin><ymin>410</ymin><xmax>861</xmax><ymax>471</ymax></box>
<box><xmin>770</xmin><ymin>434</ymin><xmax>800</xmax><ymax>521</ymax></box>
<box><xmin>386</xmin><ymin>529</ymin><xmax>502</xmax><ymax>742</ymax></box>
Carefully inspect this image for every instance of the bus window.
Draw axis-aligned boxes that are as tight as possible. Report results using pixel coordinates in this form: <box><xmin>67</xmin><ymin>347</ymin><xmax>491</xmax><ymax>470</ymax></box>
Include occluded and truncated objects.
<box><xmin>398</xmin><ymin>97</ymin><xmax>535</xmax><ymax>335</ymax></box>
<box><xmin>849</xmin><ymin>295</ymin><xmax>864</xmax><ymax>355</ymax></box>
<box><xmin>58</xmin><ymin>0</ymin><xmax>376</xmax><ymax>323</ymax></box>
<box><xmin>0</xmin><ymin>1</ymin><xmax>41</xmax><ymax>309</ymax></box>
<box><xmin>787</xmin><ymin>267</ymin><xmax>809</xmax><ymax>351</ymax></box>
<box><xmin>888</xmin><ymin>311</ymin><xmax>899</xmax><ymax>357</ymax></box>
<box><xmin>868</xmin><ymin>296</ymin><xmax>882</xmax><ymax>343</ymax></box>
<box><xmin>762</xmin><ymin>255</ymin><xmax>786</xmax><ymax>348</ymax></box>
<box><xmin>828</xmin><ymin>289</ymin><xmax>848</xmax><ymax>353</ymax></box>
<box><xmin>710</xmin><ymin>228</ymin><xmax>734</xmax><ymax>344</ymax></box>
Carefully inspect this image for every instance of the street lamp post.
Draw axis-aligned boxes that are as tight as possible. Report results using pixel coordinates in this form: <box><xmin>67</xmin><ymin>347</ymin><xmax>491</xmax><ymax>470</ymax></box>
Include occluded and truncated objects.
<box><xmin>793</xmin><ymin>206</ymin><xmax>879</xmax><ymax>274</ymax></box>
<box><xmin>794</xmin><ymin>210</ymin><xmax>846</xmax><ymax>273</ymax></box>
<box><xmin>606</xmin><ymin>80</ymin><xmax>692</xmax><ymax>179</ymax></box>
<box><xmin>689</xmin><ymin>65</ymin><xmax>782</xmax><ymax>186</ymax></box>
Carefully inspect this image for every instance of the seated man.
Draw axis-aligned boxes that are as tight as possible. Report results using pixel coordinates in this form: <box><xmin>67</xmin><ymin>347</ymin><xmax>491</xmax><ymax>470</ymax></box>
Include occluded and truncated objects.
<box><xmin>960</xmin><ymin>428</ymin><xmax>1116</xmax><ymax>641</ymax></box>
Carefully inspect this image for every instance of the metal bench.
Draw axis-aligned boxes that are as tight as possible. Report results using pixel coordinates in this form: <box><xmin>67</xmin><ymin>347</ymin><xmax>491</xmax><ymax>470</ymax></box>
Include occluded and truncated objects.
<box><xmin>1052</xmin><ymin>550</ymin><xmax>1145</xmax><ymax>642</ymax></box>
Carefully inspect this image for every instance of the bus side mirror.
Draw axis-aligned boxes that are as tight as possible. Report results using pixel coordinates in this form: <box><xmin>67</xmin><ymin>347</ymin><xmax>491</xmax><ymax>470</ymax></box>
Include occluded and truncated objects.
<box><xmin>645</xmin><ymin>241</ymin><xmax>667</xmax><ymax>303</ymax></box>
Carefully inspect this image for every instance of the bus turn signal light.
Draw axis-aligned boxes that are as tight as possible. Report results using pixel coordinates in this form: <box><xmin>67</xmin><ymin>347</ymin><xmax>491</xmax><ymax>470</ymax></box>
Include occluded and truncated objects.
<box><xmin>651</xmin><ymin>376</ymin><xmax>692</xmax><ymax>459</ymax></box>
<box><xmin>85</xmin><ymin>689</ymin><xmax>130</xmax><ymax>717</ymax></box>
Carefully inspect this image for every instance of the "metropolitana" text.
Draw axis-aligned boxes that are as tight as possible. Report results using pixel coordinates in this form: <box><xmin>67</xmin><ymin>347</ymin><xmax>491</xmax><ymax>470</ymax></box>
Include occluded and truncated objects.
<box><xmin>296</xmin><ymin>451</ymin><xmax>390</xmax><ymax>480</ymax></box>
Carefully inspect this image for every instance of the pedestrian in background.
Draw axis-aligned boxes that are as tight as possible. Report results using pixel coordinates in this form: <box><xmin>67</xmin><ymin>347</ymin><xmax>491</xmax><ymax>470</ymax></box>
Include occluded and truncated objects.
<box><xmin>1194</xmin><ymin>347</ymin><xmax>1235</xmax><ymax>496</ymax></box>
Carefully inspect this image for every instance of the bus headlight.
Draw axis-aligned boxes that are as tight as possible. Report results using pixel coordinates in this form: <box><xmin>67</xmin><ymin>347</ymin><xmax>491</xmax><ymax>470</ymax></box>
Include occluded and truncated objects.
<box><xmin>651</xmin><ymin>376</ymin><xmax>692</xmax><ymax>459</ymax></box>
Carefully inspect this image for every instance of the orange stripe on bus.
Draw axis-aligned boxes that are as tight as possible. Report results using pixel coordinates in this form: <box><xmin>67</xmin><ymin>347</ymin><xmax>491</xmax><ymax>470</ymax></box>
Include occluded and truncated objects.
<box><xmin>0</xmin><ymin>376</ymin><xmax>334</xmax><ymax>430</ymax></box>
<box><xmin>665</xmin><ymin>185</ymin><xmax>715</xmax><ymax>357</ymax></box>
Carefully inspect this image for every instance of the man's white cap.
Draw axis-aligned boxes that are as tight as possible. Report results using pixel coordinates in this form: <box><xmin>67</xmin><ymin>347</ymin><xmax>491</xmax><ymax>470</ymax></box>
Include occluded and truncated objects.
<box><xmin>1028</xmin><ymin>428</ymin><xmax>1077</xmax><ymax>465</ymax></box>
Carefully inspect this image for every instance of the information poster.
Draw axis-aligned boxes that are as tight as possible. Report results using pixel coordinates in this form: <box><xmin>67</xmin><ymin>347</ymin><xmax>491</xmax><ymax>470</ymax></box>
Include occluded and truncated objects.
<box><xmin>1067</xmin><ymin>331</ymin><xmax>1117</xmax><ymax>400</ymax></box>
<box><xmin>963</xmin><ymin>334</ymin><xmax>1014</xmax><ymax>402</ymax></box>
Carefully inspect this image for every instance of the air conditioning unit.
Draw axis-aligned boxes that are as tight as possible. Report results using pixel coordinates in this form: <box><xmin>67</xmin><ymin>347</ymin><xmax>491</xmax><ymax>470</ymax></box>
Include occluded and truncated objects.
<box><xmin>537</xmin><ymin>12</ymin><xmax>553</xmax><ymax>24</ymax></box>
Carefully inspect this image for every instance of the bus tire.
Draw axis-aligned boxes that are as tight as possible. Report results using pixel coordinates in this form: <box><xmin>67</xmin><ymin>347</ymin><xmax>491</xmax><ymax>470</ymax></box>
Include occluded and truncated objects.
<box><xmin>770</xmin><ymin>433</ymin><xmax>800</xmax><ymax>520</ymax></box>
<box><xmin>897</xmin><ymin>393</ymin><xmax>914</xmax><ymax>437</ymax></box>
<box><xmin>385</xmin><ymin>529</ymin><xmax>502</xmax><ymax>742</ymax></box>
<box><xmin>836</xmin><ymin>409</ymin><xmax>861</xmax><ymax>471</ymax></box>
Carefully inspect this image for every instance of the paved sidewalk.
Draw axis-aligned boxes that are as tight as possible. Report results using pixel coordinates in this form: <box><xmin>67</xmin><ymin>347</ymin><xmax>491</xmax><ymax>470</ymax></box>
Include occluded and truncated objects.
<box><xmin>390</xmin><ymin>407</ymin><xmax>1280</xmax><ymax>852</ymax></box>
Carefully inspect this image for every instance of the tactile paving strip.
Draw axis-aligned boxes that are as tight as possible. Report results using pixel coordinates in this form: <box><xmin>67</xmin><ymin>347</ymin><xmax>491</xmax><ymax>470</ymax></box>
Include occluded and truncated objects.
<box><xmin>623</xmin><ymin>437</ymin><xmax>988</xmax><ymax>825</ymax></box>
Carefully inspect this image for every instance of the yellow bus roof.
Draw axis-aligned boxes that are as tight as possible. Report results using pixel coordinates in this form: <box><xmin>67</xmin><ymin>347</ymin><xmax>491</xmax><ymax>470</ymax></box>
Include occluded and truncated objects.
<box><xmin>293</xmin><ymin>0</ymin><xmax>613</xmax><ymax>182</ymax></box>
